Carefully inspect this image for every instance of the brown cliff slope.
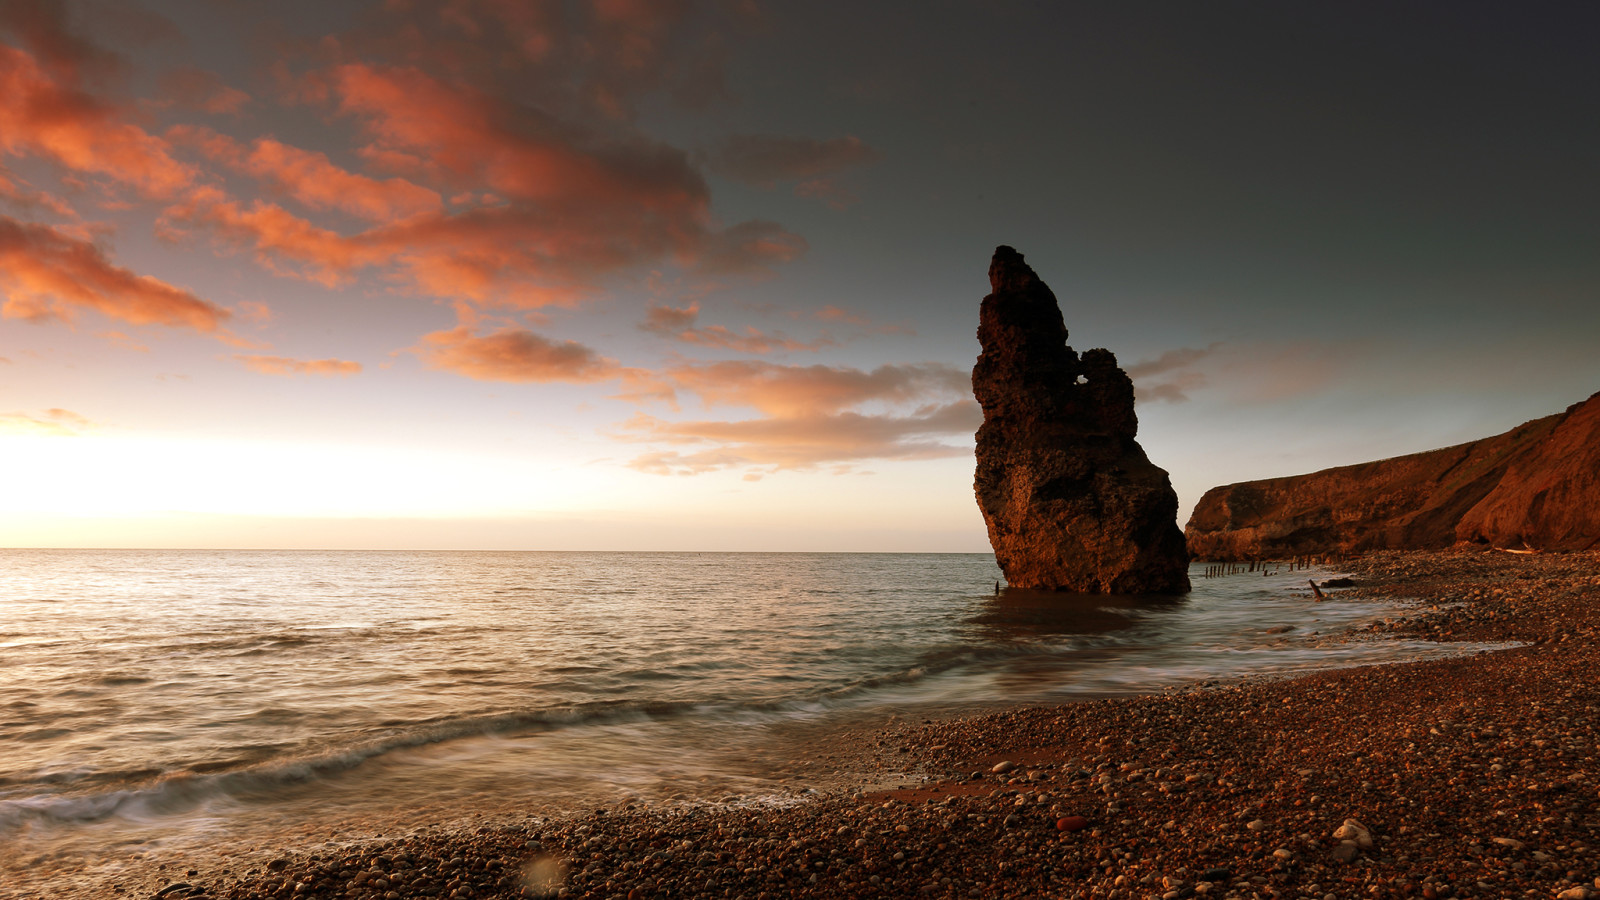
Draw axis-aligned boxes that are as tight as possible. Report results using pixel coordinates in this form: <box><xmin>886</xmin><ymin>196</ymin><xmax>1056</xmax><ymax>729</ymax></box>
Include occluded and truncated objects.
<box><xmin>973</xmin><ymin>246</ymin><xmax>1190</xmax><ymax>593</ymax></box>
<box><xmin>1185</xmin><ymin>391</ymin><xmax>1600</xmax><ymax>560</ymax></box>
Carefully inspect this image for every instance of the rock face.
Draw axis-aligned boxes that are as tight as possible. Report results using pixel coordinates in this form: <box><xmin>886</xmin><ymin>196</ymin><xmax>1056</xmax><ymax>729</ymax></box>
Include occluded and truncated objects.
<box><xmin>1186</xmin><ymin>391</ymin><xmax>1600</xmax><ymax>560</ymax></box>
<box><xmin>973</xmin><ymin>246</ymin><xmax>1190</xmax><ymax>593</ymax></box>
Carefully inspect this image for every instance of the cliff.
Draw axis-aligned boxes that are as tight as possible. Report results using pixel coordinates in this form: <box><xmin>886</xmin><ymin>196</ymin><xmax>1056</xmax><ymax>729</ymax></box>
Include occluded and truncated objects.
<box><xmin>1186</xmin><ymin>391</ymin><xmax>1600</xmax><ymax>560</ymax></box>
<box><xmin>973</xmin><ymin>246</ymin><xmax>1190</xmax><ymax>593</ymax></box>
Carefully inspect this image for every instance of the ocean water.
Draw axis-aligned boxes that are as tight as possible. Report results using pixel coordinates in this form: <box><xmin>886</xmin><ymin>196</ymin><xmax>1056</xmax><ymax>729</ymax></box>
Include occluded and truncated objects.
<box><xmin>0</xmin><ymin>550</ymin><xmax>1494</xmax><ymax>894</ymax></box>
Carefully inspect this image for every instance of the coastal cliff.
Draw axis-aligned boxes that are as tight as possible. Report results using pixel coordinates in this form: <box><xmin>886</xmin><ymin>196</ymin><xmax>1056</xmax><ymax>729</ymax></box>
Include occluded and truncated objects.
<box><xmin>973</xmin><ymin>246</ymin><xmax>1190</xmax><ymax>593</ymax></box>
<box><xmin>1186</xmin><ymin>391</ymin><xmax>1600</xmax><ymax>560</ymax></box>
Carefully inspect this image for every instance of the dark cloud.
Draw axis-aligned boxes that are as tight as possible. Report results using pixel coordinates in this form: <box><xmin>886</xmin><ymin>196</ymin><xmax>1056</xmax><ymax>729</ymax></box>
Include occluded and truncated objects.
<box><xmin>707</xmin><ymin>134</ymin><xmax>880</xmax><ymax>188</ymax></box>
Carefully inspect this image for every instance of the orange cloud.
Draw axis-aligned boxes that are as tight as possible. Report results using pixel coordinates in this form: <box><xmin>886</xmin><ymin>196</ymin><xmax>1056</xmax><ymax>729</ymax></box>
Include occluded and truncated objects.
<box><xmin>0</xmin><ymin>407</ymin><xmax>92</xmax><ymax>436</ymax></box>
<box><xmin>418</xmin><ymin>325</ymin><xmax>619</xmax><ymax>383</ymax></box>
<box><xmin>165</xmin><ymin>61</ymin><xmax>804</xmax><ymax>306</ymax></box>
<box><xmin>640</xmin><ymin>302</ymin><xmax>830</xmax><ymax>354</ymax></box>
<box><xmin>623</xmin><ymin>401</ymin><xmax>980</xmax><ymax>475</ymax></box>
<box><xmin>176</xmin><ymin>127</ymin><xmax>442</xmax><ymax>221</ymax></box>
<box><xmin>0</xmin><ymin>214</ymin><xmax>228</xmax><ymax>331</ymax></box>
<box><xmin>708</xmin><ymin>134</ymin><xmax>880</xmax><ymax>188</ymax></box>
<box><xmin>161</xmin><ymin>186</ymin><xmax>381</xmax><ymax>286</ymax></box>
<box><xmin>618</xmin><ymin>360</ymin><xmax>978</xmax><ymax>474</ymax></box>
<box><xmin>235</xmin><ymin>355</ymin><xmax>362</xmax><ymax>377</ymax></box>
<box><xmin>661</xmin><ymin>360</ymin><xmax>969</xmax><ymax>417</ymax></box>
<box><xmin>0</xmin><ymin>44</ymin><xmax>192</xmax><ymax>196</ymax></box>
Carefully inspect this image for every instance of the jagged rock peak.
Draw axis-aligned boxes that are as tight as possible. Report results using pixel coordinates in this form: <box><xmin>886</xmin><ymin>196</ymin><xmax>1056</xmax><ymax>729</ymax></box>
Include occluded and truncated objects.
<box><xmin>972</xmin><ymin>245</ymin><xmax>1190</xmax><ymax>594</ymax></box>
<box><xmin>988</xmin><ymin>245</ymin><xmax>1039</xmax><ymax>294</ymax></box>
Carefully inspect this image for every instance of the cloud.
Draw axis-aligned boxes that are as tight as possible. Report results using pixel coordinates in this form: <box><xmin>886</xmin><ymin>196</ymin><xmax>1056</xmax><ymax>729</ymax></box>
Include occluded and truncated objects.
<box><xmin>0</xmin><ymin>0</ymin><xmax>120</xmax><ymax>85</ymax></box>
<box><xmin>1127</xmin><ymin>343</ymin><xmax>1220</xmax><ymax>404</ymax></box>
<box><xmin>160</xmin><ymin>185</ymin><xmax>386</xmax><ymax>286</ymax></box>
<box><xmin>618</xmin><ymin>360</ymin><xmax>977</xmax><ymax>474</ymax></box>
<box><xmin>418</xmin><ymin>325</ymin><xmax>619</xmax><ymax>383</ymax></box>
<box><xmin>175</xmin><ymin>128</ymin><xmax>442</xmax><ymax>221</ymax></box>
<box><xmin>167</xmin><ymin>61</ymin><xmax>805</xmax><ymax>305</ymax></box>
<box><xmin>707</xmin><ymin>134</ymin><xmax>880</xmax><ymax>188</ymax></box>
<box><xmin>235</xmin><ymin>355</ymin><xmax>362</xmax><ymax>377</ymax></box>
<box><xmin>158</xmin><ymin>66</ymin><xmax>250</xmax><ymax>115</ymax></box>
<box><xmin>622</xmin><ymin>401</ymin><xmax>980</xmax><ymax>475</ymax></box>
<box><xmin>235</xmin><ymin>300</ymin><xmax>274</xmax><ymax>324</ymax></box>
<box><xmin>0</xmin><ymin>165</ymin><xmax>76</xmax><ymax>218</ymax></box>
<box><xmin>0</xmin><ymin>43</ymin><xmax>193</xmax><ymax>196</ymax></box>
<box><xmin>0</xmin><ymin>407</ymin><xmax>92</xmax><ymax>436</ymax></box>
<box><xmin>1125</xmin><ymin>345</ymin><xmax>1220</xmax><ymax>380</ymax></box>
<box><xmin>0</xmin><ymin>214</ymin><xmax>229</xmax><ymax>331</ymax></box>
<box><xmin>341</xmin><ymin>0</ymin><xmax>740</xmax><ymax>120</ymax></box>
<box><xmin>662</xmin><ymin>360</ymin><xmax>969</xmax><ymax>416</ymax></box>
<box><xmin>813</xmin><ymin>304</ymin><xmax>915</xmax><ymax>336</ymax></box>
<box><xmin>695</xmin><ymin>220</ymin><xmax>807</xmax><ymax>275</ymax></box>
<box><xmin>639</xmin><ymin>302</ymin><xmax>830</xmax><ymax>353</ymax></box>
<box><xmin>792</xmin><ymin>177</ymin><xmax>859</xmax><ymax>210</ymax></box>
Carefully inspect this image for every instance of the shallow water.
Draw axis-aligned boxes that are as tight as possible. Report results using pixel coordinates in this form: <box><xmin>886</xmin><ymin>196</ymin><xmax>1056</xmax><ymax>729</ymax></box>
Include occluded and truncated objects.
<box><xmin>0</xmin><ymin>550</ymin><xmax>1498</xmax><ymax>893</ymax></box>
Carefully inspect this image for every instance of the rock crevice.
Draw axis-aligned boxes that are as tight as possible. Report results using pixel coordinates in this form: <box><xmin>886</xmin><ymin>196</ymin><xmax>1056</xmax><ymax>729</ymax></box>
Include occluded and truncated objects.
<box><xmin>972</xmin><ymin>246</ymin><xmax>1190</xmax><ymax>593</ymax></box>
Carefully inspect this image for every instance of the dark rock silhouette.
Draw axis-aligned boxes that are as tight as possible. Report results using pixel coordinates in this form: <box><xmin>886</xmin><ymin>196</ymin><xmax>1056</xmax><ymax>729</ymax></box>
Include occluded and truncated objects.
<box><xmin>1186</xmin><ymin>391</ymin><xmax>1600</xmax><ymax>560</ymax></box>
<box><xmin>972</xmin><ymin>246</ymin><xmax>1190</xmax><ymax>593</ymax></box>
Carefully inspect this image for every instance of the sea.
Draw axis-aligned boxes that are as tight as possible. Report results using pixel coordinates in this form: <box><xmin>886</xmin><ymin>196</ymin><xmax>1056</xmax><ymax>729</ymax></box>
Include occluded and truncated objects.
<box><xmin>0</xmin><ymin>550</ymin><xmax>1500</xmax><ymax>896</ymax></box>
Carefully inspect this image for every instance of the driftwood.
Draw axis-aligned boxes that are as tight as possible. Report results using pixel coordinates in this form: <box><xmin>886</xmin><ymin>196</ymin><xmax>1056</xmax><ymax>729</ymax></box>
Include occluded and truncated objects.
<box><xmin>1308</xmin><ymin>578</ymin><xmax>1326</xmax><ymax>600</ymax></box>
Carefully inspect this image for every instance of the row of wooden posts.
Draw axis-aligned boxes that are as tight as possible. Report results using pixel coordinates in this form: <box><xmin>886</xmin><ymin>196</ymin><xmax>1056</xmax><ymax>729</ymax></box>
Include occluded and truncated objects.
<box><xmin>1200</xmin><ymin>554</ymin><xmax>1347</xmax><ymax>579</ymax></box>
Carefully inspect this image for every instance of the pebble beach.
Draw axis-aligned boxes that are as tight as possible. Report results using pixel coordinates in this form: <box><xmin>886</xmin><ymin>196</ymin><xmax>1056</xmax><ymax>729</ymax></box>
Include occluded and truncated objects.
<box><xmin>95</xmin><ymin>551</ymin><xmax>1600</xmax><ymax>900</ymax></box>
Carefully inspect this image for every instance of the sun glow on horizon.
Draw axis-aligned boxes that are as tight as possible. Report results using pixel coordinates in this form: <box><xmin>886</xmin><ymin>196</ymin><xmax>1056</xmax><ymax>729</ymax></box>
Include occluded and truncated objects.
<box><xmin>0</xmin><ymin>433</ymin><xmax>607</xmax><ymax>520</ymax></box>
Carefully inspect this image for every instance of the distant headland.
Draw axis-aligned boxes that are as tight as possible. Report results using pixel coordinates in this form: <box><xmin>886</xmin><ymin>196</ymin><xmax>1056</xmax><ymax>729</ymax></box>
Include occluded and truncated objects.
<box><xmin>1187</xmin><ymin>391</ymin><xmax>1600</xmax><ymax>560</ymax></box>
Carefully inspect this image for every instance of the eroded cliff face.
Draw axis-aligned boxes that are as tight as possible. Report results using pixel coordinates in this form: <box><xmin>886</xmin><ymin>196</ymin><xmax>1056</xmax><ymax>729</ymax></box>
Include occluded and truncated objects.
<box><xmin>973</xmin><ymin>246</ymin><xmax>1190</xmax><ymax>593</ymax></box>
<box><xmin>1186</xmin><ymin>391</ymin><xmax>1600</xmax><ymax>560</ymax></box>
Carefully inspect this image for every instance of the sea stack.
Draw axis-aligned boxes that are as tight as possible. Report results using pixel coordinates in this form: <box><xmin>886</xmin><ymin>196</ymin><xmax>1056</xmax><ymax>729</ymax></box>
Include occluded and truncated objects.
<box><xmin>973</xmin><ymin>246</ymin><xmax>1190</xmax><ymax>593</ymax></box>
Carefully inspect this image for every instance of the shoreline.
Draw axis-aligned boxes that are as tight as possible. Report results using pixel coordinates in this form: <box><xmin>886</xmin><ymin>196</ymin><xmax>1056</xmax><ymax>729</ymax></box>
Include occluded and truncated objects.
<box><xmin>65</xmin><ymin>550</ymin><xmax>1600</xmax><ymax>899</ymax></box>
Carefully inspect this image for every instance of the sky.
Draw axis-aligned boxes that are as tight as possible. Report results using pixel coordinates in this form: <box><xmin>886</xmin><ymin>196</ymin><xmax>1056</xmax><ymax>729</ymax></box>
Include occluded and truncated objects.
<box><xmin>2</xmin><ymin>0</ymin><xmax>1597</xmax><ymax>551</ymax></box>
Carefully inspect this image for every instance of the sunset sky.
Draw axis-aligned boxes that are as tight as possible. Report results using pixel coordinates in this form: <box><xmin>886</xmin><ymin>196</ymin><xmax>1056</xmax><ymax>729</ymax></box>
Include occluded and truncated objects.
<box><xmin>2</xmin><ymin>1</ymin><xmax>1597</xmax><ymax>551</ymax></box>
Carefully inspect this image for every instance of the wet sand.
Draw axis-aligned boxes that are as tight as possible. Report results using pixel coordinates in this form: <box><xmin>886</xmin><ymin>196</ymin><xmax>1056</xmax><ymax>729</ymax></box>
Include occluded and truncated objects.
<box><xmin>91</xmin><ymin>550</ymin><xmax>1600</xmax><ymax>899</ymax></box>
